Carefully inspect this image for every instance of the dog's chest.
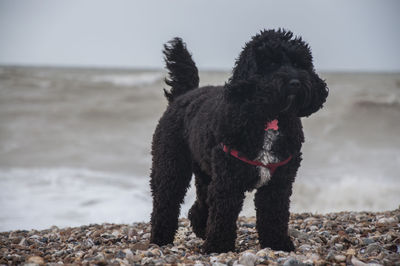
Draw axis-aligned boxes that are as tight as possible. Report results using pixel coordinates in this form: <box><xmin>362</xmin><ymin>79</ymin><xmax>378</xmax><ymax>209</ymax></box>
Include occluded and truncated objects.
<box><xmin>255</xmin><ymin>129</ymin><xmax>280</xmax><ymax>188</ymax></box>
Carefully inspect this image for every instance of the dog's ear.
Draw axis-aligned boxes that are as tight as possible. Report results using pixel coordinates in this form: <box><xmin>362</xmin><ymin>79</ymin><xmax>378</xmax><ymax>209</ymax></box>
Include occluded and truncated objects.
<box><xmin>231</xmin><ymin>45</ymin><xmax>258</xmax><ymax>81</ymax></box>
<box><xmin>298</xmin><ymin>74</ymin><xmax>329</xmax><ymax>117</ymax></box>
<box><xmin>224</xmin><ymin>79</ymin><xmax>258</xmax><ymax>103</ymax></box>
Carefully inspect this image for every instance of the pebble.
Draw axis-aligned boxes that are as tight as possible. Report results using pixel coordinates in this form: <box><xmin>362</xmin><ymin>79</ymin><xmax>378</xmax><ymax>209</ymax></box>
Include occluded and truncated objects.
<box><xmin>238</xmin><ymin>251</ymin><xmax>257</xmax><ymax>266</ymax></box>
<box><xmin>283</xmin><ymin>257</ymin><xmax>307</xmax><ymax>266</ymax></box>
<box><xmin>334</xmin><ymin>254</ymin><xmax>346</xmax><ymax>262</ymax></box>
<box><xmin>352</xmin><ymin>256</ymin><xmax>368</xmax><ymax>266</ymax></box>
<box><xmin>346</xmin><ymin>248</ymin><xmax>356</xmax><ymax>256</ymax></box>
<box><xmin>325</xmin><ymin>250</ymin><xmax>336</xmax><ymax>261</ymax></box>
<box><xmin>365</xmin><ymin>243</ymin><xmax>382</xmax><ymax>255</ymax></box>
<box><xmin>255</xmin><ymin>249</ymin><xmax>268</xmax><ymax>258</ymax></box>
<box><xmin>362</xmin><ymin>238</ymin><xmax>375</xmax><ymax>245</ymax></box>
<box><xmin>335</xmin><ymin>243</ymin><xmax>343</xmax><ymax>250</ymax></box>
<box><xmin>289</xmin><ymin>228</ymin><xmax>308</xmax><ymax>241</ymax></box>
<box><xmin>0</xmin><ymin>209</ymin><xmax>399</xmax><ymax>265</ymax></box>
<box><xmin>27</xmin><ymin>256</ymin><xmax>45</xmax><ymax>265</ymax></box>
<box><xmin>309</xmin><ymin>225</ymin><xmax>318</xmax><ymax>231</ymax></box>
<box><xmin>298</xmin><ymin>244</ymin><xmax>312</xmax><ymax>252</ymax></box>
<box><xmin>376</xmin><ymin>217</ymin><xmax>397</xmax><ymax>226</ymax></box>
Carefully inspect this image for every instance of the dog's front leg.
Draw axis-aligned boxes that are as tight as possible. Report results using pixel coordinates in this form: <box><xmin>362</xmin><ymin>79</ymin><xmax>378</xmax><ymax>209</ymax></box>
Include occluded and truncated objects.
<box><xmin>201</xmin><ymin>148</ymin><xmax>248</xmax><ymax>253</ymax></box>
<box><xmin>203</xmin><ymin>186</ymin><xmax>245</xmax><ymax>253</ymax></box>
<box><xmin>254</xmin><ymin>176</ymin><xmax>295</xmax><ymax>252</ymax></box>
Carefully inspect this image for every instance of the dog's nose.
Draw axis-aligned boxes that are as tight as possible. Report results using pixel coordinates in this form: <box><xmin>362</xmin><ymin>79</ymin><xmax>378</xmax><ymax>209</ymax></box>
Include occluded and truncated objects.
<box><xmin>288</xmin><ymin>79</ymin><xmax>301</xmax><ymax>89</ymax></box>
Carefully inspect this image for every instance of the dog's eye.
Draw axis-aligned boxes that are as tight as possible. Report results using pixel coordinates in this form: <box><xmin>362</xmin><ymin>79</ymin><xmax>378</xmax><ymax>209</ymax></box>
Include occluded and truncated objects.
<box><xmin>290</xmin><ymin>54</ymin><xmax>312</xmax><ymax>69</ymax></box>
<box><xmin>292</xmin><ymin>60</ymin><xmax>310</xmax><ymax>69</ymax></box>
<box><xmin>292</xmin><ymin>60</ymin><xmax>305</xmax><ymax>68</ymax></box>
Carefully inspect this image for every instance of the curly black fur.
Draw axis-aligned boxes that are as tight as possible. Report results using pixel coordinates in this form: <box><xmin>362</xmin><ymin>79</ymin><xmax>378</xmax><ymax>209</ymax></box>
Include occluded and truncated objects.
<box><xmin>150</xmin><ymin>29</ymin><xmax>328</xmax><ymax>253</ymax></box>
<box><xmin>163</xmin><ymin>37</ymin><xmax>199</xmax><ymax>102</ymax></box>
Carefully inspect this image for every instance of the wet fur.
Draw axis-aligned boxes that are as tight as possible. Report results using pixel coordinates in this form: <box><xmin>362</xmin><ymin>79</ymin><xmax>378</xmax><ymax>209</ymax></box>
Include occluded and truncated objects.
<box><xmin>150</xmin><ymin>29</ymin><xmax>328</xmax><ymax>253</ymax></box>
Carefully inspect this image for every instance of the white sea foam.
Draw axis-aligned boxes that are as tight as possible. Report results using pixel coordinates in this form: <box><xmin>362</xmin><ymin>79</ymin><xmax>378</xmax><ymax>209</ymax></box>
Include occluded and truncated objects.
<box><xmin>2</xmin><ymin>166</ymin><xmax>398</xmax><ymax>231</ymax></box>
<box><xmin>0</xmin><ymin>168</ymin><xmax>151</xmax><ymax>231</ymax></box>
<box><xmin>241</xmin><ymin>174</ymin><xmax>400</xmax><ymax>217</ymax></box>
<box><xmin>0</xmin><ymin>167</ymin><xmax>198</xmax><ymax>231</ymax></box>
<box><xmin>92</xmin><ymin>72</ymin><xmax>163</xmax><ymax>87</ymax></box>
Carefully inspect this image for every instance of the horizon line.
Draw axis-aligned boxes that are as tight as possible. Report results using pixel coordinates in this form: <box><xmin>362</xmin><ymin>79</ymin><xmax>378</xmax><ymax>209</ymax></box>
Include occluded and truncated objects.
<box><xmin>1</xmin><ymin>63</ymin><xmax>400</xmax><ymax>74</ymax></box>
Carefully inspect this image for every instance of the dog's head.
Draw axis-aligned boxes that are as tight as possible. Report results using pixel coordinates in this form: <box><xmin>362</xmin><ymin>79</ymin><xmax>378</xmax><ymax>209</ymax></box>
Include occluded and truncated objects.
<box><xmin>225</xmin><ymin>29</ymin><xmax>328</xmax><ymax>118</ymax></box>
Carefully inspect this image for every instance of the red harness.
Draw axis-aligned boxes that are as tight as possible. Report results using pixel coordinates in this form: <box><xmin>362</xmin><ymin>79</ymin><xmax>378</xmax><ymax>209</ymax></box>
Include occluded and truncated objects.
<box><xmin>222</xmin><ymin>119</ymin><xmax>292</xmax><ymax>174</ymax></box>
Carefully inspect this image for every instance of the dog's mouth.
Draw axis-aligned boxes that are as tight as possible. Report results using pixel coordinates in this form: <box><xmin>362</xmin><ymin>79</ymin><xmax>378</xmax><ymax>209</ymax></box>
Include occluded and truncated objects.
<box><xmin>280</xmin><ymin>84</ymin><xmax>312</xmax><ymax>114</ymax></box>
<box><xmin>280</xmin><ymin>94</ymin><xmax>297</xmax><ymax>113</ymax></box>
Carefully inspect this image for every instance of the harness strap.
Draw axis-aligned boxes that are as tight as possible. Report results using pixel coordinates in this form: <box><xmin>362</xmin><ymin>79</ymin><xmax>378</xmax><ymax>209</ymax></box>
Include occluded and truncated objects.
<box><xmin>222</xmin><ymin>145</ymin><xmax>292</xmax><ymax>174</ymax></box>
<box><xmin>221</xmin><ymin>119</ymin><xmax>292</xmax><ymax>174</ymax></box>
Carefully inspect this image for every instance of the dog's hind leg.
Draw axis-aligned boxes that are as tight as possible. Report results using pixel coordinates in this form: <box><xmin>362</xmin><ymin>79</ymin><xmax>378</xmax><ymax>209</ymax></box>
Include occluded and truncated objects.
<box><xmin>188</xmin><ymin>164</ymin><xmax>211</xmax><ymax>239</ymax></box>
<box><xmin>149</xmin><ymin>127</ymin><xmax>193</xmax><ymax>246</ymax></box>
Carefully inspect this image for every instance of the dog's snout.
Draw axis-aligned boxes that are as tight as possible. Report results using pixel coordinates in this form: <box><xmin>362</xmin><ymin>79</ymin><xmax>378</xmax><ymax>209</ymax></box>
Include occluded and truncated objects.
<box><xmin>288</xmin><ymin>79</ymin><xmax>301</xmax><ymax>89</ymax></box>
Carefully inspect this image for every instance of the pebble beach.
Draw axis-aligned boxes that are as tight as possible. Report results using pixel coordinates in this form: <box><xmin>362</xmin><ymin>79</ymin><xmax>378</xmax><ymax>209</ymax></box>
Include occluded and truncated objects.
<box><xmin>1</xmin><ymin>209</ymin><xmax>399</xmax><ymax>265</ymax></box>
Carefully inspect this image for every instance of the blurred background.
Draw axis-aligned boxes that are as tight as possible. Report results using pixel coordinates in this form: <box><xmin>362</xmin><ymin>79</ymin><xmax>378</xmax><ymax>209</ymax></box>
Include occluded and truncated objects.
<box><xmin>0</xmin><ymin>0</ymin><xmax>399</xmax><ymax>231</ymax></box>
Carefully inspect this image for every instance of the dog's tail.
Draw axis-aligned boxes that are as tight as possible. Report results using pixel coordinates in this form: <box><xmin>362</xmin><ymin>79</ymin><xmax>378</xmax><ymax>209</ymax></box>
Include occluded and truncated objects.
<box><xmin>163</xmin><ymin>38</ymin><xmax>199</xmax><ymax>102</ymax></box>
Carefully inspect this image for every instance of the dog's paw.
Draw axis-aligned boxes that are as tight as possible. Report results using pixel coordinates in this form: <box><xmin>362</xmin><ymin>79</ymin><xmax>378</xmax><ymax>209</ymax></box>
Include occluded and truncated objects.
<box><xmin>202</xmin><ymin>241</ymin><xmax>235</xmax><ymax>254</ymax></box>
<box><xmin>188</xmin><ymin>203</ymin><xmax>208</xmax><ymax>239</ymax></box>
<box><xmin>260</xmin><ymin>237</ymin><xmax>295</xmax><ymax>252</ymax></box>
<box><xmin>280</xmin><ymin>238</ymin><xmax>295</xmax><ymax>252</ymax></box>
<box><xmin>150</xmin><ymin>233</ymin><xmax>174</xmax><ymax>247</ymax></box>
<box><xmin>192</xmin><ymin>226</ymin><xmax>206</xmax><ymax>239</ymax></box>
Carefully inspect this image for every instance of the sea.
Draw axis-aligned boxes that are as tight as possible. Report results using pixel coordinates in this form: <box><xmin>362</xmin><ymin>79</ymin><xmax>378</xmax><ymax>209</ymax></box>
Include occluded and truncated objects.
<box><xmin>0</xmin><ymin>66</ymin><xmax>399</xmax><ymax>231</ymax></box>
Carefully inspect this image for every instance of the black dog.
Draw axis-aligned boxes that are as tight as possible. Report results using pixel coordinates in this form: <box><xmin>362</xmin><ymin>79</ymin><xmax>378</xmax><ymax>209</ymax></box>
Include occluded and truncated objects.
<box><xmin>150</xmin><ymin>29</ymin><xmax>328</xmax><ymax>253</ymax></box>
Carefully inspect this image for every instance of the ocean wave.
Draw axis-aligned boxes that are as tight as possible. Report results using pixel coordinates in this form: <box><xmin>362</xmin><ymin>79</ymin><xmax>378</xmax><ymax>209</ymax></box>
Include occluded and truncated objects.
<box><xmin>1</xmin><ymin>167</ymin><xmax>399</xmax><ymax>231</ymax></box>
<box><xmin>241</xmin><ymin>174</ymin><xmax>400</xmax><ymax>217</ymax></box>
<box><xmin>0</xmin><ymin>168</ymin><xmax>151</xmax><ymax>231</ymax></box>
<box><xmin>355</xmin><ymin>93</ymin><xmax>400</xmax><ymax>109</ymax></box>
<box><xmin>291</xmin><ymin>175</ymin><xmax>400</xmax><ymax>213</ymax></box>
<box><xmin>91</xmin><ymin>72</ymin><xmax>163</xmax><ymax>87</ymax></box>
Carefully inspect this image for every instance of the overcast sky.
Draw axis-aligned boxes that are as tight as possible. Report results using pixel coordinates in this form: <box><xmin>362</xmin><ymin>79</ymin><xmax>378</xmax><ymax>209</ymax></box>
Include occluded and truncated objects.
<box><xmin>0</xmin><ymin>0</ymin><xmax>399</xmax><ymax>71</ymax></box>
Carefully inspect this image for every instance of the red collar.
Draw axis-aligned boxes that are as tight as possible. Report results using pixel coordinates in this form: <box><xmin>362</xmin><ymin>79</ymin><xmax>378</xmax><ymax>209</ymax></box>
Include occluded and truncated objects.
<box><xmin>221</xmin><ymin>119</ymin><xmax>292</xmax><ymax>174</ymax></box>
